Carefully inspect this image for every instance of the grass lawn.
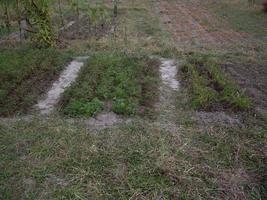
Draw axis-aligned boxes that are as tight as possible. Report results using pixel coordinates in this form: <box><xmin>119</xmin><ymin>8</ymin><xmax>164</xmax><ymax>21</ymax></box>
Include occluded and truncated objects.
<box><xmin>0</xmin><ymin>118</ymin><xmax>266</xmax><ymax>199</ymax></box>
<box><xmin>60</xmin><ymin>51</ymin><xmax>159</xmax><ymax>117</ymax></box>
<box><xmin>0</xmin><ymin>45</ymin><xmax>72</xmax><ymax>116</ymax></box>
<box><xmin>205</xmin><ymin>0</ymin><xmax>267</xmax><ymax>36</ymax></box>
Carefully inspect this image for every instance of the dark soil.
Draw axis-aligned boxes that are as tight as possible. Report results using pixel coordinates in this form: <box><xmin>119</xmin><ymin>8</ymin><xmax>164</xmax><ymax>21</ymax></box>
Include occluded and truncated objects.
<box><xmin>223</xmin><ymin>62</ymin><xmax>267</xmax><ymax>116</ymax></box>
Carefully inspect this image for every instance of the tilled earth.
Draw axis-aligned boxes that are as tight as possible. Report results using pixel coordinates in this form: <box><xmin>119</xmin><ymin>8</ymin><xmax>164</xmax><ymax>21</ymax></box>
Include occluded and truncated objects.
<box><xmin>223</xmin><ymin>62</ymin><xmax>267</xmax><ymax>115</ymax></box>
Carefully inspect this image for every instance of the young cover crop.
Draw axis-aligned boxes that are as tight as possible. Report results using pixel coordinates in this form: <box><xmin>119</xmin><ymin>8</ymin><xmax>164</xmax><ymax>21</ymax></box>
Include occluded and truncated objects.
<box><xmin>0</xmin><ymin>46</ymin><xmax>72</xmax><ymax>116</ymax></box>
<box><xmin>181</xmin><ymin>53</ymin><xmax>251</xmax><ymax>111</ymax></box>
<box><xmin>60</xmin><ymin>51</ymin><xmax>159</xmax><ymax>117</ymax></box>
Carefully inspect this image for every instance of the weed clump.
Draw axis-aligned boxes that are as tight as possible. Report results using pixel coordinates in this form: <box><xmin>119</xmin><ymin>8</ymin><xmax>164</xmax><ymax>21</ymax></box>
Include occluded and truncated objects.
<box><xmin>181</xmin><ymin>53</ymin><xmax>251</xmax><ymax>111</ymax></box>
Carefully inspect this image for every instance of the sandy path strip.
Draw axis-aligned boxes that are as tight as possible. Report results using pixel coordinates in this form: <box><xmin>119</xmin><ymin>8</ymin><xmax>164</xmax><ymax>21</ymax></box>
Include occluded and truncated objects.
<box><xmin>160</xmin><ymin>58</ymin><xmax>180</xmax><ymax>91</ymax></box>
<box><xmin>155</xmin><ymin>58</ymin><xmax>181</xmax><ymax>132</ymax></box>
<box><xmin>35</xmin><ymin>56</ymin><xmax>89</xmax><ymax>115</ymax></box>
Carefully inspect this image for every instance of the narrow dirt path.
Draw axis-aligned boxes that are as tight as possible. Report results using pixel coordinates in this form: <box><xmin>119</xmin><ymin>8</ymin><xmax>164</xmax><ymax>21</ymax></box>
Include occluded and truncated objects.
<box><xmin>35</xmin><ymin>56</ymin><xmax>89</xmax><ymax>115</ymax></box>
<box><xmin>156</xmin><ymin>58</ymin><xmax>180</xmax><ymax>131</ymax></box>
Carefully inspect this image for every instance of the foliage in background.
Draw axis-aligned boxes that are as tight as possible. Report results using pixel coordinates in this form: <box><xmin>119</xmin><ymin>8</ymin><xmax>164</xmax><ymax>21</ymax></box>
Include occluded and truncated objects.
<box><xmin>23</xmin><ymin>0</ymin><xmax>55</xmax><ymax>47</ymax></box>
<box><xmin>0</xmin><ymin>0</ymin><xmax>12</xmax><ymax>32</ymax></box>
<box><xmin>0</xmin><ymin>0</ymin><xmax>111</xmax><ymax>46</ymax></box>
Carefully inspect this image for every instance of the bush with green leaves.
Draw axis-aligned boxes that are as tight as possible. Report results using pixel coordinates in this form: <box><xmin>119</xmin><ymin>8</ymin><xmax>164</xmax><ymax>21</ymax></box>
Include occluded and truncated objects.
<box><xmin>23</xmin><ymin>0</ymin><xmax>54</xmax><ymax>47</ymax></box>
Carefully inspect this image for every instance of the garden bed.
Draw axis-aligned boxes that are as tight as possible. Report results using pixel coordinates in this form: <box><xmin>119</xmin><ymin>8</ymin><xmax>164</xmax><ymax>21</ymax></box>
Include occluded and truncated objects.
<box><xmin>60</xmin><ymin>51</ymin><xmax>159</xmax><ymax>118</ymax></box>
<box><xmin>180</xmin><ymin>53</ymin><xmax>251</xmax><ymax>112</ymax></box>
<box><xmin>0</xmin><ymin>45</ymin><xmax>72</xmax><ymax>116</ymax></box>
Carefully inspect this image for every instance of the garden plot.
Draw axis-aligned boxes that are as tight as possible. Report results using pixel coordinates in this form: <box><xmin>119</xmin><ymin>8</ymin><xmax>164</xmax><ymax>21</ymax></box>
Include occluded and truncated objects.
<box><xmin>60</xmin><ymin>51</ymin><xmax>160</xmax><ymax>118</ymax></box>
<box><xmin>180</xmin><ymin>53</ymin><xmax>251</xmax><ymax>112</ymax></box>
<box><xmin>0</xmin><ymin>46</ymin><xmax>72</xmax><ymax>117</ymax></box>
<box><xmin>35</xmin><ymin>56</ymin><xmax>89</xmax><ymax>115</ymax></box>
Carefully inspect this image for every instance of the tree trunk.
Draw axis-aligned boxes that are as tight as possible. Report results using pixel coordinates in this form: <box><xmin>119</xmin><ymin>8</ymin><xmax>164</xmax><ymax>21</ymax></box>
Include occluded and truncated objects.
<box><xmin>76</xmin><ymin>0</ymin><xmax>80</xmax><ymax>32</ymax></box>
<box><xmin>113</xmin><ymin>1</ymin><xmax>118</xmax><ymax>18</ymax></box>
<box><xmin>16</xmin><ymin>0</ymin><xmax>23</xmax><ymax>40</ymax></box>
<box><xmin>58</xmin><ymin>0</ymin><xmax>64</xmax><ymax>29</ymax></box>
<box><xmin>4</xmin><ymin>3</ymin><xmax>11</xmax><ymax>33</ymax></box>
